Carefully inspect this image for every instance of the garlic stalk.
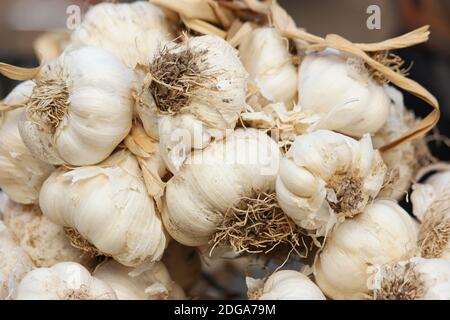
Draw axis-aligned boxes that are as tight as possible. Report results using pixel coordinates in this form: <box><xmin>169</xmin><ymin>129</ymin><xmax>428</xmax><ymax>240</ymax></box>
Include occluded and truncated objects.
<box><xmin>16</xmin><ymin>262</ymin><xmax>117</xmax><ymax>300</ymax></box>
<box><xmin>19</xmin><ymin>46</ymin><xmax>134</xmax><ymax>166</ymax></box>
<box><xmin>0</xmin><ymin>81</ymin><xmax>54</xmax><ymax>204</ymax></box>
<box><xmin>247</xmin><ymin>270</ymin><xmax>326</xmax><ymax>300</ymax></box>
<box><xmin>39</xmin><ymin>150</ymin><xmax>166</xmax><ymax>266</ymax></box>
<box><xmin>314</xmin><ymin>200</ymin><xmax>418</xmax><ymax>300</ymax></box>
<box><xmin>276</xmin><ymin>130</ymin><xmax>387</xmax><ymax>236</ymax></box>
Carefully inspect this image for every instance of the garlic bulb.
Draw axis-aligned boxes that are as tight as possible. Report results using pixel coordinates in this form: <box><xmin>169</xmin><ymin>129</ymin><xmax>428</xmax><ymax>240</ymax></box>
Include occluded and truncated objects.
<box><xmin>0</xmin><ymin>81</ymin><xmax>54</xmax><ymax>204</ymax></box>
<box><xmin>71</xmin><ymin>1</ymin><xmax>172</xmax><ymax>68</ymax></box>
<box><xmin>276</xmin><ymin>130</ymin><xmax>387</xmax><ymax>236</ymax></box>
<box><xmin>135</xmin><ymin>35</ymin><xmax>248</xmax><ymax>172</ymax></box>
<box><xmin>314</xmin><ymin>200</ymin><xmax>418</xmax><ymax>300</ymax></box>
<box><xmin>94</xmin><ymin>260</ymin><xmax>185</xmax><ymax>300</ymax></box>
<box><xmin>19</xmin><ymin>46</ymin><xmax>134</xmax><ymax>166</ymax></box>
<box><xmin>161</xmin><ymin>128</ymin><xmax>281</xmax><ymax>248</ymax></box>
<box><xmin>239</xmin><ymin>27</ymin><xmax>298</xmax><ymax>109</ymax></box>
<box><xmin>298</xmin><ymin>49</ymin><xmax>390</xmax><ymax>137</ymax></box>
<box><xmin>247</xmin><ymin>270</ymin><xmax>326</xmax><ymax>300</ymax></box>
<box><xmin>0</xmin><ymin>222</ymin><xmax>34</xmax><ymax>300</ymax></box>
<box><xmin>369</xmin><ymin>257</ymin><xmax>450</xmax><ymax>300</ymax></box>
<box><xmin>16</xmin><ymin>262</ymin><xmax>116</xmax><ymax>300</ymax></box>
<box><xmin>39</xmin><ymin>150</ymin><xmax>166</xmax><ymax>266</ymax></box>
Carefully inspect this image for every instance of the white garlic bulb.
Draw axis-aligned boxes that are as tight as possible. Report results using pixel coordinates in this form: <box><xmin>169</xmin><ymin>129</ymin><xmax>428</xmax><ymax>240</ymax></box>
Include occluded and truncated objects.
<box><xmin>239</xmin><ymin>27</ymin><xmax>298</xmax><ymax>109</ymax></box>
<box><xmin>247</xmin><ymin>270</ymin><xmax>326</xmax><ymax>300</ymax></box>
<box><xmin>369</xmin><ymin>257</ymin><xmax>450</xmax><ymax>300</ymax></box>
<box><xmin>16</xmin><ymin>262</ymin><xmax>116</xmax><ymax>300</ymax></box>
<box><xmin>19</xmin><ymin>46</ymin><xmax>134</xmax><ymax>166</ymax></box>
<box><xmin>0</xmin><ymin>222</ymin><xmax>34</xmax><ymax>300</ymax></box>
<box><xmin>314</xmin><ymin>200</ymin><xmax>418</xmax><ymax>300</ymax></box>
<box><xmin>276</xmin><ymin>130</ymin><xmax>387</xmax><ymax>236</ymax></box>
<box><xmin>71</xmin><ymin>1</ymin><xmax>172</xmax><ymax>68</ymax></box>
<box><xmin>94</xmin><ymin>260</ymin><xmax>185</xmax><ymax>300</ymax></box>
<box><xmin>161</xmin><ymin>128</ymin><xmax>281</xmax><ymax>247</ymax></box>
<box><xmin>298</xmin><ymin>49</ymin><xmax>390</xmax><ymax>137</ymax></box>
<box><xmin>39</xmin><ymin>150</ymin><xmax>166</xmax><ymax>266</ymax></box>
<box><xmin>135</xmin><ymin>35</ymin><xmax>248</xmax><ymax>172</ymax></box>
<box><xmin>0</xmin><ymin>81</ymin><xmax>54</xmax><ymax>204</ymax></box>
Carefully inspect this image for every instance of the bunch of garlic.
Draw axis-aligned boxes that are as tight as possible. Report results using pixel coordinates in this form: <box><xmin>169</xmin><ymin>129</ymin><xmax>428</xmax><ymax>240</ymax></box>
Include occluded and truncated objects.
<box><xmin>16</xmin><ymin>262</ymin><xmax>116</xmax><ymax>300</ymax></box>
<box><xmin>71</xmin><ymin>1</ymin><xmax>172</xmax><ymax>68</ymax></box>
<box><xmin>19</xmin><ymin>46</ymin><xmax>134</xmax><ymax>166</ymax></box>
<box><xmin>276</xmin><ymin>130</ymin><xmax>387</xmax><ymax>236</ymax></box>
<box><xmin>39</xmin><ymin>150</ymin><xmax>166</xmax><ymax>266</ymax></box>
<box><xmin>0</xmin><ymin>81</ymin><xmax>54</xmax><ymax>204</ymax></box>
<box><xmin>247</xmin><ymin>270</ymin><xmax>325</xmax><ymax>300</ymax></box>
<box><xmin>314</xmin><ymin>200</ymin><xmax>418</xmax><ymax>299</ymax></box>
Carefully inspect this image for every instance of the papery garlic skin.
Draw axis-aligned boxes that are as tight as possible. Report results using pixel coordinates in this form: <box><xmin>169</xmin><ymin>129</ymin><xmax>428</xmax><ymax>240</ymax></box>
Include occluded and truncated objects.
<box><xmin>71</xmin><ymin>1</ymin><xmax>172</xmax><ymax>68</ymax></box>
<box><xmin>0</xmin><ymin>81</ymin><xmax>54</xmax><ymax>204</ymax></box>
<box><xmin>161</xmin><ymin>128</ymin><xmax>281</xmax><ymax>246</ymax></box>
<box><xmin>39</xmin><ymin>150</ymin><xmax>166</xmax><ymax>266</ymax></box>
<box><xmin>19</xmin><ymin>46</ymin><xmax>134</xmax><ymax>166</ymax></box>
<box><xmin>314</xmin><ymin>200</ymin><xmax>418</xmax><ymax>300</ymax></box>
<box><xmin>276</xmin><ymin>130</ymin><xmax>387</xmax><ymax>236</ymax></box>
<box><xmin>298</xmin><ymin>50</ymin><xmax>390</xmax><ymax>137</ymax></box>
<box><xmin>94</xmin><ymin>260</ymin><xmax>185</xmax><ymax>300</ymax></box>
<box><xmin>16</xmin><ymin>262</ymin><xmax>116</xmax><ymax>300</ymax></box>
<box><xmin>239</xmin><ymin>27</ymin><xmax>298</xmax><ymax>108</ymax></box>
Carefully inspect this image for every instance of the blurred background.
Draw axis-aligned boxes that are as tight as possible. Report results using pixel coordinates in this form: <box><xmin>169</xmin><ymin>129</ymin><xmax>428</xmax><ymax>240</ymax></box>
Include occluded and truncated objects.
<box><xmin>1</xmin><ymin>0</ymin><xmax>449</xmax><ymax>159</ymax></box>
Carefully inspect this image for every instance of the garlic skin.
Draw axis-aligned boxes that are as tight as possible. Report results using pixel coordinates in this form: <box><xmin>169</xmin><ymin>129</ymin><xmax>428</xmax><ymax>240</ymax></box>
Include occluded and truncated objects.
<box><xmin>314</xmin><ymin>200</ymin><xmax>418</xmax><ymax>300</ymax></box>
<box><xmin>94</xmin><ymin>260</ymin><xmax>185</xmax><ymax>300</ymax></box>
<box><xmin>16</xmin><ymin>262</ymin><xmax>116</xmax><ymax>300</ymax></box>
<box><xmin>19</xmin><ymin>46</ymin><xmax>134</xmax><ymax>166</ymax></box>
<box><xmin>39</xmin><ymin>150</ymin><xmax>166</xmax><ymax>267</ymax></box>
<box><xmin>0</xmin><ymin>81</ymin><xmax>54</xmax><ymax>204</ymax></box>
<box><xmin>161</xmin><ymin>128</ymin><xmax>281</xmax><ymax>247</ymax></box>
<box><xmin>298</xmin><ymin>50</ymin><xmax>390</xmax><ymax>137</ymax></box>
<box><xmin>276</xmin><ymin>130</ymin><xmax>387</xmax><ymax>236</ymax></box>
<box><xmin>247</xmin><ymin>270</ymin><xmax>326</xmax><ymax>300</ymax></box>
<box><xmin>239</xmin><ymin>27</ymin><xmax>298</xmax><ymax>109</ymax></box>
<box><xmin>71</xmin><ymin>1</ymin><xmax>172</xmax><ymax>68</ymax></box>
<box><xmin>0</xmin><ymin>222</ymin><xmax>34</xmax><ymax>300</ymax></box>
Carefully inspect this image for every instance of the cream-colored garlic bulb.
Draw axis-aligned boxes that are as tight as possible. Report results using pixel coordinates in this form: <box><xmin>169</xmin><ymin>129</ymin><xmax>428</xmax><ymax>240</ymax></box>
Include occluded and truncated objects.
<box><xmin>135</xmin><ymin>35</ymin><xmax>248</xmax><ymax>173</ymax></box>
<box><xmin>0</xmin><ymin>222</ymin><xmax>34</xmax><ymax>300</ymax></box>
<box><xmin>39</xmin><ymin>150</ymin><xmax>166</xmax><ymax>266</ymax></box>
<box><xmin>0</xmin><ymin>81</ymin><xmax>54</xmax><ymax>204</ymax></box>
<box><xmin>298</xmin><ymin>49</ymin><xmax>390</xmax><ymax>137</ymax></box>
<box><xmin>247</xmin><ymin>270</ymin><xmax>326</xmax><ymax>300</ymax></box>
<box><xmin>94</xmin><ymin>260</ymin><xmax>185</xmax><ymax>300</ymax></box>
<box><xmin>161</xmin><ymin>128</ymin><xmax>281</xmax><ymax>247</ymax></box>
<box><xmin>71</xmin><ymin>1</ymin><xmax>172</xmax><ymax>68</ymax></box>
<box><xmin>314</xmin><ymin>200</ymin><xmax>418</xmax><ymax>300</ymax></box>
<box><xmin>239</xmin><ymin>27</ymin><xmax>298</xmax><ymax>109</ymax></box>
<box><xmin>276</xmin><ymin>130</ymin><xmax>387</xmax><ymax>236</ymax></box>
<box><xmin>369</xmin><ymin>257</ymin><xmax>450</xmax><ymax>300</ymax></box>
<box><xmin>19</xmin><ymin>46</ymin><xmax>134</xmax><ymax>166</ymax></box>
<box><xmin>16</xmin><ymin>262</ymin><xmax>116</xmax><ymax>300</ymax></box>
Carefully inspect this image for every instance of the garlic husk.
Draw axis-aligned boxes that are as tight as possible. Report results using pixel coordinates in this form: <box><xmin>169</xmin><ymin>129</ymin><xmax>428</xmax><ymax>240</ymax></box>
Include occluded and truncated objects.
<box><xmin>19</xmin><ymin>46</ymin><xmax>134</xmax><ymax>166</ymax></box>
<box><xmin>34</xmin><ymin>31</ymin><xmax>70</xmax><ymax>62</ymax></box>
<box><xmin>314</xmin><ymin>200</ymin><xmax>418</xmax><ymax>300</ymax></box>
<box><xmin>135</xmin><ymin>34</ymin><xmax>248</xmax><ymax>173</ymax></box>
<box><xmin>298</xmin><ymin>49</ymin><xmax>390</xmax><ymax>137</ymax></box>
<box><xmin>71</xmin><ymin>1</ymin><xmax>172</xmax><ymax>68</ymax></box>
<box><xmin>0</xmin><ymin>81</ymin><xmax>54</xmax><ymax>204</ymax></box>
<box><xmin>369</xmin><ymin>257</ymin><xmax>450</xmax><ymax>300</ymax></box>
<box><xmin>16</xmin><ymin>262</ymin><xmax>116</xmax><ymax>300</ymax></box>
<box><xmin>247</xmin><ymin>270</ymin><xmax>326</xmax><ymax>300</ymax></box>
<box><xmin>239</xmin><ymin>27</ymin><xmax>298</xmax><ymax>109</ymax></box>
<box><xmin>94</xmin><ymin>260</ymin><xmax>185</xmax><ymax>300</ymax></box>
<box><xmin>276</xmin><ymin>130</ymin><xmax>387</xmax><ymax>236</ymax></box>
<box><xmin>161</xmin><ymin>128</ymin><xmax>281</xmax><ymax>248</ymax></box>
<box><xmin>39</xmin><ymin>149</ymin><xmax>166</xmax><ymax>266</ymax></box>
<box><xmin>0</xmin><ymin>222</ymin><xmax>34</xmax><ymax>300</ymax></box>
